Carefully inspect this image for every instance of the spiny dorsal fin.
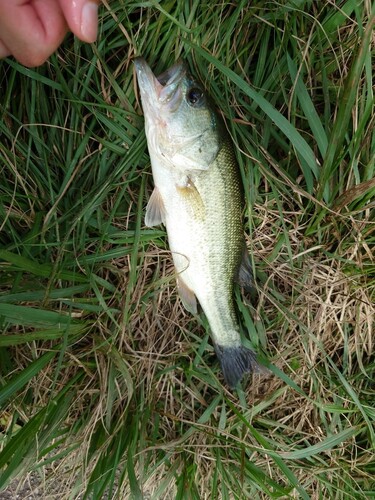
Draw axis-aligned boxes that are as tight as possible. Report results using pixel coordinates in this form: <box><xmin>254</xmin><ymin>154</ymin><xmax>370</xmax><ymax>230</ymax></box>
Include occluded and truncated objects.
<box><xmin>145</xmin><ymin>187</ymin><xmax>166</xmax><ymax>227</ymax></box>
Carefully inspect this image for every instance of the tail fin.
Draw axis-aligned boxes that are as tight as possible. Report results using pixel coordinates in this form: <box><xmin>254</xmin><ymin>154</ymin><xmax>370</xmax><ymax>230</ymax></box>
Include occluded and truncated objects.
<box><xmin>215</xmin><ymin>344</ymin><xmax>259</xmax><ymax>388</ymax></box>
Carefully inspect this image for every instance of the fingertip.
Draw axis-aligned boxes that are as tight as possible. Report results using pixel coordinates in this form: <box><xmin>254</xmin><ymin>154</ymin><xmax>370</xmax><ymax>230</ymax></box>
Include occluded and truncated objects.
<box><xmin>81</xmin><ymin>2</ymin><xmax>98</xmax><ymax>42</ymax></box>
<box><xmin>59</xmin><ymin>0</ymin><xmax>99</xmax><ymax>43</ymax></box>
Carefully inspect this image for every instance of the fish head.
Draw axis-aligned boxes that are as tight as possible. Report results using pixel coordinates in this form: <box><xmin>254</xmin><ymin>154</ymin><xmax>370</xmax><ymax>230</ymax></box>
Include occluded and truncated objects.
<box><xmin>134</xmin><ymin>58</ymin><xmax>223</xmax><ymax>172</ymax></box>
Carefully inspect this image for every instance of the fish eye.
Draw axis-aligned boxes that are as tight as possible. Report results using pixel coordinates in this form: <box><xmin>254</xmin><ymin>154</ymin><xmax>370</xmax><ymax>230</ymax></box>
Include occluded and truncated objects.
<box><xmin>186</xmin><ymin>87</ymin><xmax>204</xmax><ymax>106</ymax></box>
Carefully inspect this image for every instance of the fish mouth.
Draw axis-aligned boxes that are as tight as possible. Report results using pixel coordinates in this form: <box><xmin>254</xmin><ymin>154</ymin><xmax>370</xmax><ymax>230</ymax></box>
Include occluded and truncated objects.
<box><xmin>134</xmin><ymin>57</ymin><xmax>186</xmax><ymax>113</ymax></box>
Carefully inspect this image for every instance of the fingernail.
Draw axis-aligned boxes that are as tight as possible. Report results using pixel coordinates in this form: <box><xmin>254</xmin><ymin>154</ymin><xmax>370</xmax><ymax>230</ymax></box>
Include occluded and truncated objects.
<box><xmin>81</xmin><ymin>2</ymin><xmax>98</xmax><ymax>42</ymax></box>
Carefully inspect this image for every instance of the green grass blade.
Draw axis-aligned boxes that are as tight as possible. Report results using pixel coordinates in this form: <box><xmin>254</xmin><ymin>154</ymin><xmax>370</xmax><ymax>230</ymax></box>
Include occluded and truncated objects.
<box><xmin>287</xmin><ymin>55</ymin><xmax>328</xmax><ymax>158</ymax></box>
<box><xmin>0</xmin><ymin>351</ymin><xmax>57</xmax><ymax>406</ymax></box>
<box><xmin>280</xmin><ymin>426</ymin><xmax>360</xmax><ymax>460</ymax></box>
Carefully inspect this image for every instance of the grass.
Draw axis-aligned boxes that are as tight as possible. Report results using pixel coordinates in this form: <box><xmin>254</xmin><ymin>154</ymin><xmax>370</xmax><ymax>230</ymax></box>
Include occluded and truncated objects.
<box><xmin>0</xmin><ymin>0</ymin><xmax>374</xmax><ymax>497</ymax></box>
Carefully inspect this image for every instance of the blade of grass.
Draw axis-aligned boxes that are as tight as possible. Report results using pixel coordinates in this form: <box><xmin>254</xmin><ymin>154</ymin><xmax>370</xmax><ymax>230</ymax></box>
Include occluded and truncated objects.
<box><xmin>0</xmin><ymin>350</ymin><xmax>57</xmax><ymax>406</ymax></box>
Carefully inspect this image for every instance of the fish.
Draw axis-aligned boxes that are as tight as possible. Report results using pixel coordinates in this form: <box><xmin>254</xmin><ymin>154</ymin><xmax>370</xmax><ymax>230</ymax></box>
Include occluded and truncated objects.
<box><xmin>134</xmin><ymin>57</ymin><xmax>260</xmax><ymax>388</ymax></box>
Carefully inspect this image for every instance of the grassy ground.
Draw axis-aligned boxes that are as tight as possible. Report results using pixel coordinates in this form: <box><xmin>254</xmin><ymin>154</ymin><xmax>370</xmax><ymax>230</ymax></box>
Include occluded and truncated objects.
<box><xmin>0</xmin><ymin>1</ymin><xmax>374</xmax><ymax>498</ymax></box>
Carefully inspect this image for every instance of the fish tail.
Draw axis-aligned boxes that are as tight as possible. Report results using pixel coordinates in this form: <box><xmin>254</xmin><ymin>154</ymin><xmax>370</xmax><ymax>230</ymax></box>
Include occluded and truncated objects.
<box><xmin>215</xmin><ymin>344</ymin><xmax>259</xmax><ymax>388</ymax></box>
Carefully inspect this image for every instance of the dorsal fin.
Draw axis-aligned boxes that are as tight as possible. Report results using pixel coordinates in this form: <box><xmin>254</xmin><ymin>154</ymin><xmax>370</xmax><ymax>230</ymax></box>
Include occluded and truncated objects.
<box><xmin>237</xmin><ymin>248</ymin><xmax>254</xmax><ymax>292</ymax></box>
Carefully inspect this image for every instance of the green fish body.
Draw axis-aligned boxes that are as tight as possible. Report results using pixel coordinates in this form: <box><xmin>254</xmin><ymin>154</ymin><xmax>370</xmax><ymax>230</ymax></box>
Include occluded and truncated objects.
<box><xmin>134</xmin><ymin>58</ymin><xmax>259</xmax><ymax>387</ymax></box>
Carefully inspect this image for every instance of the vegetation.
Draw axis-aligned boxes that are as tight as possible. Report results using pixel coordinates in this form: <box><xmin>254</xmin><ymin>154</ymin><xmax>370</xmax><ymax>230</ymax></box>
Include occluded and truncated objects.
<box><xmin>0</xmin><ymin>0</ymin><xmax>374</xmax><ymax>497</ymax></box>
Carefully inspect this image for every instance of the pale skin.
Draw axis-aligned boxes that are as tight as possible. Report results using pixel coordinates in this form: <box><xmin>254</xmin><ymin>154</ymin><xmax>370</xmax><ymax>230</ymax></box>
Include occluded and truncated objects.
<box><xmin>0</xmin><ymin>0</ymin><xmax>99</xmax><ymax>67</ymax></box>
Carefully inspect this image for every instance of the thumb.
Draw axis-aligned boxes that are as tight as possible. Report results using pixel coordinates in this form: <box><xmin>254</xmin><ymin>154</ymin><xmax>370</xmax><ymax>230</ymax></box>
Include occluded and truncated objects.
<box><xmin>58</xmin><ymin>0</ymin><xmax>99</xmax><ymax>43</ymax></box>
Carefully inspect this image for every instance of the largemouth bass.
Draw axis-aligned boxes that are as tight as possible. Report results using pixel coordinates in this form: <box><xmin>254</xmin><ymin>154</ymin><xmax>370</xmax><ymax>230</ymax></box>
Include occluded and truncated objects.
<box><xmin>134</xmin><ymin>57</ymin><xmax>260</xmax><ymax>388</ymax></box>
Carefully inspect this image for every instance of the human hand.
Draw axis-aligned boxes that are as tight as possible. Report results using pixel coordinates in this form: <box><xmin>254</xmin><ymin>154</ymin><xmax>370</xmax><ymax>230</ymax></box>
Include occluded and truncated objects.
<box><xmin>0</xmin><ymin>0</ymin><xmax>99</xmax><ymax>67</ymax></box>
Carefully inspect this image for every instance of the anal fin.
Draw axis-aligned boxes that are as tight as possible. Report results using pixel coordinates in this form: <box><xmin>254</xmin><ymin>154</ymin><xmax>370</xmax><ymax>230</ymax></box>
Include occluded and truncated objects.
<box><xmin>145</xmin><ymin>187</ymin><xmax>166</xmax><ymax>227</ymax></box>
<box><xmin>177</xmin><ymin>276</ymin><xmax>197</xmax><ymax>315</ymax></box>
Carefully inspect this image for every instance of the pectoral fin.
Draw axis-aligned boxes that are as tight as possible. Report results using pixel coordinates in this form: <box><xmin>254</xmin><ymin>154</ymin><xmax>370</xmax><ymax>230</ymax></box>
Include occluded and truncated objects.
<box><xmin>176</xmin><ymin>178</ymin><xmax>205</xmax><ymax>220</ymax></box>
<box><xmin>177</xmin><ymin>276</ymin><xmax>197</xmax><ymax>315</ymax></box>
<box><xmin>145</xmin><ymin>187</ymin><xmax>166</xmax><ymax>227</ymax></box>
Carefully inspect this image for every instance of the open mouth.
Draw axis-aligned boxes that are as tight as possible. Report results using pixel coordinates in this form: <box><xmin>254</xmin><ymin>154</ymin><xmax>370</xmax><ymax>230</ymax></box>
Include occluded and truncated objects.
<box><xmin>156</xmin><ymin>60</ymin><xmax>186</xmax><ymax>87</ymax></box>
<box><xmin>134</xmin><ymin>58</ymin><xmax>186</xmax><ymax>110</ymax></box>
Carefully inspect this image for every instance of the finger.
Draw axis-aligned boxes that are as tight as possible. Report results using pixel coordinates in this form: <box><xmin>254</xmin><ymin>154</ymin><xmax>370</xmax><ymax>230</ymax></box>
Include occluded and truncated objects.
<box><xmin>0</xmin><ymin>39</ymin><xmax>11</xmax><ymax>59</ymax></box>
<box><xmin>58</xmin><ymin>0</ymin><xmax>99</xmax><ymax>43</ymax></box>
<box><xmin>0</xmin><ymin>0</ymin><xmax>68</xmax><ymax>67</ymax></box>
